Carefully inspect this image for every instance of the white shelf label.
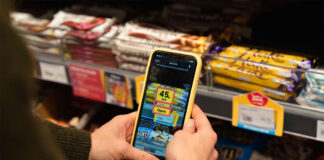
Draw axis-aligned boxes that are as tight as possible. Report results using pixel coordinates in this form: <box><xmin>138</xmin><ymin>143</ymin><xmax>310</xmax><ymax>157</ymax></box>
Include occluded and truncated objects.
<box><xmin>317</xmin><ymin>120</ymin><xmax>324</xmax><ymax>141</ymax></box>
<box><xmin>39</xmin><ymin>62</ymin><xmax>68</xmax><ymax>84</ymax></box>
<box><xmin>238</xmin><ymin>104</ymin><xmax>275</xmax><ymax>130</ymax></box>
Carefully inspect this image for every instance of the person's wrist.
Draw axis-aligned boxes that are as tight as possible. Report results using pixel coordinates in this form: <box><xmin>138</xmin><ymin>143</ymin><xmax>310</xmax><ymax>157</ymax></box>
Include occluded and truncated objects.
<box><xmin>88</xmin><ymin>133</ymin><xmax>96</xmax><ymax>160</ymax></box>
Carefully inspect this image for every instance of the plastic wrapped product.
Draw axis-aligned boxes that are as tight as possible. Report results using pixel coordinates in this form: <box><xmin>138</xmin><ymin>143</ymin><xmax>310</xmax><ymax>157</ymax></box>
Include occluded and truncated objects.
<box><xmin>48</xmin><ymin>11</ymin><xmax>116</xmax><ymax>33</ymax></box>
<box><xmin>209</xmin><ymin>61</ymin><xmax>297</xmax><ymax>92</ymax></box>
<box><xmin>27</xmin><ymin>45</ymin><xmax>61</xmax><ymax>55</ymax></box>
<box><xmin>118</xmin><ymin>63</ymin><xmax>147</xmax><ymax>73</ymax></box>
<box><xmin>305</xmin><ymin>69</ymin><xmax>324</xmax><ymax>97</ymax></box>
<box><xmin>113</xmin><ymin>22</ymin><xmax>208</xmax><ymax>58</ymax></box>
<box><xmin>213</xmin><ymin>75</ymin><xmax>296</xmax><ymax>101</ymax></box>
<box><xmin>115</xmin><ymin>53</ymin><xmax>148</xmax><ymax>65</ymax></box>
<box><xmin>11</xmin><ymin>12</ymin><xmax>68</xmax><ymax>38</ymax></box>
<box><xmin>210</xmin><ymin>45</ymin><xmax>316</xmax><ymax>69</ymax></box>
<box><xmin>11</xmin><ymin>12</ymin><xmax>49</xmax><ymax>32</ymax></box>
<box><xmin>296</xmin><ymin>89</ymin><xmax>324</xmax><ymax>108</ymax></box>
<box><xmin>22</xmin><ymin>34</ymin><xmax>60</xmax><ymax>47</ymax></box>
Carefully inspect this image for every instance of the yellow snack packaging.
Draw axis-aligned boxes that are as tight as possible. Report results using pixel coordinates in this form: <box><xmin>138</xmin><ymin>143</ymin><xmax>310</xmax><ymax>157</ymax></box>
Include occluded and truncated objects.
<box><xmin>209</xmin><ymin>61</ymin><xmax>296</xmax><ymax>92</ymax></box>
<box><xmin>213</xmin><ymin>56</ymin><xmax>301</xmax><ymax>81</ymax></box>
<box><xmin>209</xmin><ymin>45</ymin><xmax>315</xmax><ymax>69</ymax></box>
<box><xmin>213</xmin><ymin>75</ymin><xmax>296</xmax><ymax>101</ymax></box>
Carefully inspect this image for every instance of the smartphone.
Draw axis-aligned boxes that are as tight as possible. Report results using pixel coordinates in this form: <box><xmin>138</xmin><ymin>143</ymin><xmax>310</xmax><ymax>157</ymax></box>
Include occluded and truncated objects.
<box><xmin>131</xmin><ymin>49</ymin><xmax>202</xmax><ymax>158</ymax></box>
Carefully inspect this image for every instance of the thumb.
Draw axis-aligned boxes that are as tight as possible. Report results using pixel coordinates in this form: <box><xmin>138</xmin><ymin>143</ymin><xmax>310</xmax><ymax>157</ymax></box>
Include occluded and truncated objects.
<box><xmin>183</xmin><ymin>119</ymin><xmax>195</xmax><ymax>134</ymax></box>
<box><xmin>124</xmin><ymin>146</ymin><xmax>159</xmax><ymax>160</ymax></box>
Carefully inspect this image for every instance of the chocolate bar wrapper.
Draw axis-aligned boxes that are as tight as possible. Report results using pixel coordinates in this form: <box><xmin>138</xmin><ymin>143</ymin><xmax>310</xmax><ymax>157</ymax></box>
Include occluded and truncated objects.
<box><xmin>118</xmin><ymin>62</ymin><xmax>146</xmax><ymax>73</ymax></box>
<box><xmin>211</xmin><ymin>56</ymin><xmax>301</xmax><ymax>81</ymax></box>
<box><xmin>214</xmin><ymin>75</ymin><xmax>295</xmax><ymax>101</ymax></box>
<box><xmin>209</xmin><ymin>61</ymin><xmax>296</xmax><ymax>92</ymax></box>
<box><xmin>48</xmin><ymin>11</ymin><xmax>116</xmax><ymax>33</ymax></box>
<box><xmin>210</xmin><ymin>45</ymin><xmax>315</xmax><ymax>69</ymax></box>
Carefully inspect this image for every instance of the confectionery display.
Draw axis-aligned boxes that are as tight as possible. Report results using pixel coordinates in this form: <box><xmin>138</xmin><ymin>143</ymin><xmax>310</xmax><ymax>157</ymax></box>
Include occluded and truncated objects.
<box><xmin>205</xmin><ymin>45</ymin><xmax>318</xmax><ymax>102</ymax></box>
<box><xmin>9</xmin><ymin>1</ymin><xmax>324</xmax><ymax>159</ymax></box>
<box><xmin>10</xmin><ymin>5</ymin><xmax>323</xmax><ymax>104</ymax></box>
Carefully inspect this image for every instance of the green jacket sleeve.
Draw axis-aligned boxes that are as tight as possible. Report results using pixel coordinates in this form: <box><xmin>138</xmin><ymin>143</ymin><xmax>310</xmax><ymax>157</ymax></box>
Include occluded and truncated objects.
<box><xmin>43</xmin><ymin>121</ymin><xmax>91</xmax><ymax>160</ymax></box>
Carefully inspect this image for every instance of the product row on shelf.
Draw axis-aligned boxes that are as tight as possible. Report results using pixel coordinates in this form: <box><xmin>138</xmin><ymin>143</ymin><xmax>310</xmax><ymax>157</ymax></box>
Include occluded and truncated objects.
<box><xmin>9</xmin><ymin>2</ymin><xmax>324</xmax><ymax>141</ymax></box>
<box><xmin>11</xmin><ymin>7</ymin><xmax>323</xmax><ymax>107</ymax></box>
<box><xmin>33</xmin><ymin>52</ymin><xmax>324</xmax><ymax>142</ymax></box>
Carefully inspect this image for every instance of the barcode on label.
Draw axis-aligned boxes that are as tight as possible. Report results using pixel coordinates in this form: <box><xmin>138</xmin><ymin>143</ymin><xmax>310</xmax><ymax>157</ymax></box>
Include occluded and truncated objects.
<box><xmin>238</xmin><ymin>104</ymin><xmax>275</xmax><ymax>130</ymax></box>
<box><xmin>242</xmin><ymin>114</ymin><xmax>252</xmax><ymax>122</ymax></box>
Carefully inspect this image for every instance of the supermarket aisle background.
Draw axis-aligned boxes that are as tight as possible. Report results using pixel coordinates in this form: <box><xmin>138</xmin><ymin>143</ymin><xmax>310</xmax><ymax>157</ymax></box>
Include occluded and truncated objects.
<box><xmin>8</xmin><ymin>0</ymin><xmax>324</xmax><ymax>159</ymax></box>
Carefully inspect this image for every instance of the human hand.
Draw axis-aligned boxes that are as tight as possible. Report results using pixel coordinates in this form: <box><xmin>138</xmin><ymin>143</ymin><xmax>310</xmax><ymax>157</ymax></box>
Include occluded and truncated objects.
<box><xmin>89</xmin><ymin>112</ymin><xmax>158</xmax><ymax>160</ymax></box>
<box><xmin>166</xmin><ymin>105</ymin><xmax>218</xmax><ymax>160</ymax></box>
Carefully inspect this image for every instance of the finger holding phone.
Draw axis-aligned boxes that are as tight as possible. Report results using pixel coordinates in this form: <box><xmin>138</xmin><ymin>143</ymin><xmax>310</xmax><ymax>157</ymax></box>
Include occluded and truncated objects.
<box><xmin>166</xmin><ymin>105</ymin><xmax>218</xmax><ymax>160</ymax></box>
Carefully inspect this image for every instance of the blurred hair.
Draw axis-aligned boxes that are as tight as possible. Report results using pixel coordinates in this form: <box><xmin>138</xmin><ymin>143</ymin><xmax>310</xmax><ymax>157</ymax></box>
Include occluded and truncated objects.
<box><xmin>0</xmin><ymin>1</ymin><xmax>65</xmax><ymax>159</ymax></box>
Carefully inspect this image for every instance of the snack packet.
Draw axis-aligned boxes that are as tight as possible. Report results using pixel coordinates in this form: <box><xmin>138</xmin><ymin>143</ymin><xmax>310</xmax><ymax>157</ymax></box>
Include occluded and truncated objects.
<box><xmin>214</xmin><ymin>75</ymin><xmax>296</xmax><ymax>101</ymax></box>
<box><xmin>209</xmin><ymin>61</ymin><xmax>296</xmax><ymax>92</ymax></box>
<box><xmin>210</xmin><ymin>45</ymin><xmax>315</xmax><ymax>69</ymax></box>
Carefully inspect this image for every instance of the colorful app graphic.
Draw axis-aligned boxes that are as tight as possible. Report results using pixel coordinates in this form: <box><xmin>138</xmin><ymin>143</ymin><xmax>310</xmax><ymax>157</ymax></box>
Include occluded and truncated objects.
<box><xmin>134</xmin><ymin>82</ymin><xmax>189</xmax><ymax>157</ymax></box>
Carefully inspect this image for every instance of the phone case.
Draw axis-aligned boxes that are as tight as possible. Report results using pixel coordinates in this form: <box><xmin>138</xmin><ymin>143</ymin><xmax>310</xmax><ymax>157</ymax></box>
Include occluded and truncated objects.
<box><xmin>130</xmin><ymin>48</ymin><xmax>202</xmax><ymax>145</ymax></box>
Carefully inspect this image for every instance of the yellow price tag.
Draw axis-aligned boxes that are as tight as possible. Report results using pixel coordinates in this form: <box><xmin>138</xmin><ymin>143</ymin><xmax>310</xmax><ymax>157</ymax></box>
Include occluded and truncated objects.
<box><xmin>155</xmin><ymin>87</ymin><xmax>175</xmax><ymax>104</ymax></box>
<box><xmin>232</xmin><ymin>92</ymin><xmax>284</xmax><ymax>136</ymax></box>
<box><xmin>153</xmin><ymin>106</ymin><xmax>171</xmax><ymax>116</ymax></box>
<box><xmin>114</xmin><ymin>85</ymin><xmax>127</xmax><ymax>103</ymax></box>
<box><xmin>135</xmin><ymin>75</ymin><xmax>145</xmax><ymax>104</ymax></box>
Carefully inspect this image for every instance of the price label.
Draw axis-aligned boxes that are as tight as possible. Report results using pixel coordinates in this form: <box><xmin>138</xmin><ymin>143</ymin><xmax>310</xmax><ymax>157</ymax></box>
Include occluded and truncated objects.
<box><xmin>152</xmin><ymin>106</ymin><xmax>171</xmax><ymax>116</ymax></box>
<box><xmin>238</xmin><ymin>104</ymin><xmax>275</xmax><ymax>130</ymax></box>
<box><xmin>135</xmin><ymin>75</ymin><xmax>145</xmax><ymax>104</ymax></box>
<box><xmin>39</xmin><ymin>62</ymin><xmax>68</xmax><ymax>84</ymax></box>
<box><xmin>317</xmin><ymin>120</ymin><xmax>324</xmax><ymax>141</ymax></box>
<box><xmin>155</xmin><ymin>87</ymin><xmax>175</xmax><ymax>104</ymax></box>
<box><xmin>232</xmin><ymin>92</ymin><xmax>284</xmax><ymax>136</ymax></box>
<box><xmin>69</xmin><ymin>64</ymin><xmax>105</xmax><ymax>102</ymax></box>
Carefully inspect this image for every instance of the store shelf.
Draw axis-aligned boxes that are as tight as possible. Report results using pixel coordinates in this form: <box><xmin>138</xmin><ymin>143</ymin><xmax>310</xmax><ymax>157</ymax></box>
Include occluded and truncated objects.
<box><xmin>33</xmin><ymin>52</ymin><xmax>324</xmax><ymax>141</ymax></box>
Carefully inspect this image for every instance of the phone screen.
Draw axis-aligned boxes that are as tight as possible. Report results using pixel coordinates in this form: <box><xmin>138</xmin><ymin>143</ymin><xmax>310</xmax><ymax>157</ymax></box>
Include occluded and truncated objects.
<box><xmin>133</xmin><ymin>50</ymin><xmax>197</xmax><ymax>158</ymax></box>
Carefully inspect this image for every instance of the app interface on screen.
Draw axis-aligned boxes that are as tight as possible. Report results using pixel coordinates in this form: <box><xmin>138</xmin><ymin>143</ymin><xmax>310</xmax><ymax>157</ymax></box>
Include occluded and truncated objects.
<box><xmin>134</xmin><ymin>51</ymin><xmax>196</xmax><ymax>157</ymax></box>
